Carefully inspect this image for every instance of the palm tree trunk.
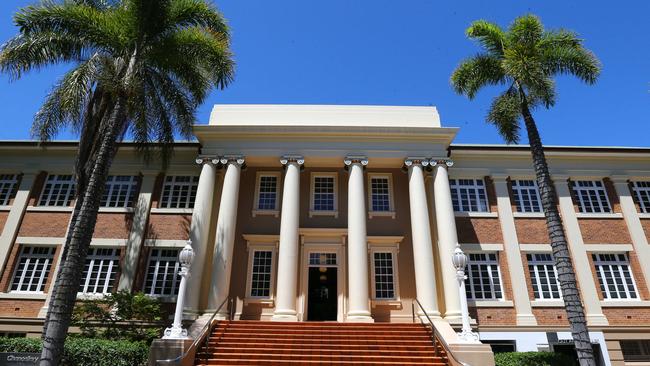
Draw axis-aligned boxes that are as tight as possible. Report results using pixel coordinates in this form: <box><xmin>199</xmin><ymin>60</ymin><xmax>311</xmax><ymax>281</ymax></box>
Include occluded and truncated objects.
<box><xmin>39</xmin><ymin>97</ymin><xmax>126</xmax><ymax>366</ymax></box>
<box><xmin>520</xmin><ymin>97</ymin><xmax>596</xmax><ymax>366</ymax></box>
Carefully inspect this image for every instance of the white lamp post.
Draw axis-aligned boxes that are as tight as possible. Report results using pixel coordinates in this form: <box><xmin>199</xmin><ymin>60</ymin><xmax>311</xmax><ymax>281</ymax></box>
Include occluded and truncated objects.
<box><xmin>163</xmin><ymin>241</ymin><xmax>195</xmax><ymax>339</ymax></box>
<box><xmin>451</xmin><ymin>245</ymin><xmax>480</xmax><ymax>343</ymax></box>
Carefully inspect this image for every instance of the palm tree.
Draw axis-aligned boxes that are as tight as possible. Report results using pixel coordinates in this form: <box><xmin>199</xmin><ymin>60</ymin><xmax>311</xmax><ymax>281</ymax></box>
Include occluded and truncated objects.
<box><xmin>450</xmin><ymin>15</ymin><xmax>600</xmax><ymax>366</ymax></box>
<box><xmin>0</xmin><ymin>0</ymin><xmax>234</xmax><ymax>364</ymax></box>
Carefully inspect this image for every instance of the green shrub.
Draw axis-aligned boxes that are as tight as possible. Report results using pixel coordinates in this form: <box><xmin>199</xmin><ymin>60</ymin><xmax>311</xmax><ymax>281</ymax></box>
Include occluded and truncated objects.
<box><xmin>0</xmin><ymin>337</ymin><xmax>149</xmax><ymax>366</ymax></box>
<box><xmin>494</xmin><ymin>351</ymin><xmax>578</xmax><ymax>366</ymax></box>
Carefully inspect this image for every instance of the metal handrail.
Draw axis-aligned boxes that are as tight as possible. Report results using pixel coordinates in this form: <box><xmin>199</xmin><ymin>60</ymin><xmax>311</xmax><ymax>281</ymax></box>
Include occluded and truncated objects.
<box><xmin>157</xmin><ymin>297</ymin><xmax>234</xmax><ymax>365</ymax></box>
<box><xmin>412</xmin><ymin>299</ymin><xmax>470</xmax><ymax>366</ymax></box>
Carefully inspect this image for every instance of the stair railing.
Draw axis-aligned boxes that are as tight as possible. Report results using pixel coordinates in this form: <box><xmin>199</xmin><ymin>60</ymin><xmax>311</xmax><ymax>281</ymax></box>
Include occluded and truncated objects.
<box><xmin>412</xmin><ymin>299</ymin><xmax>470</xmax><ymax>366</ymax></box>
<box><xmin>157</xmin><ymin>297</ymin><xmax>234</xmax><ymax>366</ymax></box>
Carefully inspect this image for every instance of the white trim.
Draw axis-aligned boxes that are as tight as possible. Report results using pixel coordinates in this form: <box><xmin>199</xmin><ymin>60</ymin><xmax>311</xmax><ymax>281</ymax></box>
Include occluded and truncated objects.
<box><xmin>531</xmin><ymin>299</ymin><xmax>565</xmax><ymax>307</ymax></box>
<box><xmin>244</xmin><ymin>243</ymin><xmax>278</xmax><ymax>302</ymax></box>
<box><xmin>467</xmin><ymin>300</ymin><xmax>514</xmax><ymax>307</ymax></box>
<box><xmin>14</xmin><ymin>237</ymin><xmax>127</xmax><ymax>247</ymax></box>
<box><xmin>0</xmin><ymin>292</ymin><xmax>47</xmax><ymax>300</ymax></box>
<box><xmin>520</xmin><ymin>244</ymin><xmax>553</xmax><ymax>252</ymax></box>
<box><xmin>26</xmin><ymin>206</ymin><xmax>74</xmax><ymax>213</ymax></box>
<box><xmin>144</xmin><ymin>239</ymin><xmax>190</xmax><ymax>248</ymax></box>
<box><xmin>584</xmin><ymin>244</ymin><xmax>634</xmax><ymax>252</ymax></box>
<box><xmin>512</xmin><ymin>212</ymin><xmax>546</xmax><ymax>218</ymax></box>
<box><xmin>0</xmin><ymin>205</ymin><xmax>11</xmax><ymax>212</ymax></box>
<box><xmin>369</xmin><ymin>244</ymin><xmax>400</xmax><ymax>301</ymax></box>
<box><xmin>150</xmin><ymin>208</ymin><xmax>193</xmax><ymax>214</ymax></box>
<box><xmin>98</xmin><ymin>207</ymin><xmax>135</xmax><ymax>213</ymax></box>
<box><xmin>575</xmin><ymin>213</ymin><xmax>623</xmax><ymax>219</ymax></box>
<box><xmin>600</xmin><ymin>300</ymin><xmax>650</xmax><ymax>307</ymax></box>
<box><xmin>367</xmin><ymin>173</ymin><xmax>395</xmax><ymax>219</ymax></box>
<box><xmin>454</xmin><ymin>212</ymin><xmax>498</xmax><ymax>218</ymax></box>
<box><xmin>252</xmin><ymin>171</ymin><xmax>282</xmax><ymax>217</ymax></box>
<box><xmin>460</xmin><ymin>243</ymin><xmax>504</xmax><ymax>252</ymax></box>
<box><xmin>309</xmin><ymin>172</ymin><xmax>339</xmax><ymax>218</ymax></box>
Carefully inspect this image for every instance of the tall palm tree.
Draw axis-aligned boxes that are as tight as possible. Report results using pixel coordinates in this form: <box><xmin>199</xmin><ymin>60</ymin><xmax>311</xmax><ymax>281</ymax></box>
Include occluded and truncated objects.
<box><xmin>0</xmin><ymin>1</ymin><xmax>234</xmax><ymax>364</ymax></box>
<box><xmin>451</xmin><ymin>14</ymin><xmax>600</xmax><ymax>366</ymax></box>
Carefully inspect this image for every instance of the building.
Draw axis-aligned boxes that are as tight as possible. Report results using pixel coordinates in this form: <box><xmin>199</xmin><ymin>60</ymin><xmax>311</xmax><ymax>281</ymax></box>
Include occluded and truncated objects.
<box><xmin>0</xmin><ymin>104</ymin><xmax>649</xmax><ymax>365</ymax></box>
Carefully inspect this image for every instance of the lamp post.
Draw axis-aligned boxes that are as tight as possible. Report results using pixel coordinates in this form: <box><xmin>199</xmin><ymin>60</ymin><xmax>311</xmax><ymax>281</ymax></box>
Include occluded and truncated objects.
<box><xmin>163</xmin><ymin>241</ymin><xmax>195</xmax><ymax>339</ymax></box>
<box><xmin>451</xmin><ymin>245</ymin><xmax>480</xmax><ymax>343</ymax></box>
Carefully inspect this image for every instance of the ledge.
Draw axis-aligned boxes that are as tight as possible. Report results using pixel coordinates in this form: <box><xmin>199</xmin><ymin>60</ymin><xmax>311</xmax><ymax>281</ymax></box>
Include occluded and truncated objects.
<box><xmin>252</xmin><ymin>209</ymin><xmax>279</xmax><ymax>218</ymax></box>
<box><xmin>454</xmin><ymin>212</ymin><xmax>498</xmax><ymax>218</ymax></box>
<box><xmin>467</xmin><ymin>300</ymin><xmax>514</xmax><ymax>307</ymax></box>
<box><xmin>0</xmin><ymin>205</ymin><xmax>11</xmax><ymax>212</ymax></box>
<box><xmin>531</xmin><ymin>300</ymin><xmax>565</xmax><ymax>307</ymax></box>
<box><xmin>638</xmin><ymin>214</ymin><xmax>650</xmax><ymax>219</ymax></box>
<box><xmin>26</xmin><ymin>206</ymin><xmax>73</xmax><ymax>213</ymax></box>
<box><xmin>150</xmin><ymin>208</ymin><xmax>193</xmax><ymax>214</ymax></box>
<box><xmin>244</xmin><ymin>298</ymin><xmax>274</xmax><ymax>306</ymax></box>
<box><xmin>308</xmin><ymin>210</ymin><xmax>339</xmax><ymax>218</ymax></box>
<box><xmin>513</xmin><ymin>212</ymin><xmax>545</xmax><ymax>218</ymax></box>
<box><xmin>371</xmin><ymin>299</ymin><xmax>402</xmax><ymax>308</ymax></box>
<box><xmin>600</xmin><ymin>300</ymin><xmax>650</xmax><ymax>307</ymax></box>
<box><xmin>575</xmin><ymin>213</ymin><xmax>623</xmax><ymax>219</ymax></box>
<box><xmin>368</xmin><ymin>211</ymin><xmax>396</xmax><ymax>219</ymax></box>
<box><xmin>0</xmin><ymin>292</ymin><xmax>47</xmax><ymax>300</ymax></box>
<box><xmin>98</xmin><ymin>207</ymin><xmax>134</xmax><ymax>213</ymax></box>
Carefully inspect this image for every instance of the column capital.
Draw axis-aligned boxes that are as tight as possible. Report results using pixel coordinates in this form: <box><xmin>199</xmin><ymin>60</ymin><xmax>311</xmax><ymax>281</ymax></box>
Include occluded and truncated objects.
<box><xmin>429</xmin><ymin>158</ymin><xmax>454</xmax><ymax>168</ymax></box>
<box><xmin>280</xmin><ymin>155</ymin><xmax>304</xmax><ymax>166</ymax></box>
<box><xmin>404</xmin><ymin>157</ymin><xmax>429</xmax><ymax>167</ymax></box>
<box><xmin>219</xmin><ymin>155</ymin><xmax>245</xmax><ymax>167</ymax></box>
<box><xmin>195</xmin><ymin>155</ymin><xmax>220</xmax><ymax>166</ymax></box>
<box><xmin>344</xmin><ymin>156</ymin><xmax>368</xmax><ymax>166</ymax></box>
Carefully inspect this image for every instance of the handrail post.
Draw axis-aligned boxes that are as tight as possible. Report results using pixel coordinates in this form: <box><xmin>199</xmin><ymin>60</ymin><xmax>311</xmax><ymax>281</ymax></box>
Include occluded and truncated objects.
<box><xmin>411</xmin><ymin>301</ymin><xmax>415</xmax><ymax>323</ymax></box>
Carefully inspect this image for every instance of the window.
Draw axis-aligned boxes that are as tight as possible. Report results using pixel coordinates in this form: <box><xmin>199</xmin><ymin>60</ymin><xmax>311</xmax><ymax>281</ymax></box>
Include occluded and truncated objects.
<box><xmin>309</xmin><ymin>252</ymin><xmax>337</xmax><ymax>266</ymax></box>
<box><xmin>101</xmin><ymin>175</ymin><xmax>138</xmax><ymax>208</ymax></box>
<box><xmin>159</xmin><ymin>175</ymin><xmax>198</xmax><ymax>209</ymax></box>
<box><xmin>465</xmin><ymin>253</ymin><xmax>503</xmax><ymax>300</ymax></box>
<box><xmin>10</xmin><ymin>246</ymin><xmax>55</xmax><ymax>292</ymax></box>
<box><xmin>143</xmin><ymin>248</ymin><xmax>181</xmax><ymax>296</ymax></box>
<box><xmin>255</xmin><ymin>173</ymin><xmax>280</xmax><ymax>212</ymax></box>
<box><xmin>511</xmin><ymin>180</ymin><xmax>542</xmax><ymax>213</ymax></box>
<box><xmin>79</xmin><ymin>248</ymin><xmax>120</xmax><ymax>294</ymax></box>
<box><xmin>621</xmin><ymin>340</ymin><xmax>650</xmax><ymax>362</ymax></box>
<box><xmin>372</xmin><ymin>251</ymin><xmax>397</xmax><ymax>300</ymax></box>
<box><xmin>592</xmin><ymin>253</ymin><xmax>638</xmax><ymax>300</ymax></box>
<box><xmin>39</xmin><ymin>174</ymin><xmax>75</xmax><ymax>207</ymax></box>
<box><xmin>369</xmin><ymin>174</ymin><xmax>393</xmax><ymax>214</ymax></box>
<box><xmin>310</xmin><ymin>173</ymin><xmax>337</xmax><ymax>215</ymax></box>
<box><xmin>0</xmin><ymin>174</ymin><xmax>18</xmax><ymax>206</ymax></box>
<box><xmin>527</xmin><ymin>253</ymin><xmax>561</xmax><ymax>299</ymax></box>
<box><xmin>450</xmin><ymin>179</ymin><xmax>489</xmax><ymax>212</ymax></box>
<box><xmin>571</xmin><ymin>180</ymin><xmax>612</xmax><ymax>213</ymax></box>
<box><xmin>249</xmin><ymin>250</ymin><xmax>273</xmax><ymax>298</ymax></box>
<box><xmin>632</xmin><ymin>181</ymin><xmax>650</xmax><ymax>213</ymax></box>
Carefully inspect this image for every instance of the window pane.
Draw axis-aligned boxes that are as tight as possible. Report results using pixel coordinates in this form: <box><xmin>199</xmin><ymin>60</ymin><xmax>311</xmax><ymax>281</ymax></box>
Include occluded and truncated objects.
<box><xmin>573</xmin><ymin>180</ymin><xmax>612</xmax><ymax>213</ymax></box>
<box><xmin>512</xmin><ymin>180</ymin><xmax>542</xmax><ymax>213</ymax></box>
<box><xmin>450</xmin><ymin>179</ymin><xmax>489</xmax><ymax>213</ymax></box>
<box><xmin>79</xmin><ymin>248</ymin><xmax>120</xmax><ymax>294</ymax></box>
<box><xmin>0</xmin><ymin>174</ymin><xmax>18</xmax><ymax>206</ymax></box>
<box><xmin>160</xmin><ymin>176</ymin><xmax>199</xmax><ymax>209</ymax></box>
<box><xmin>250</xmin><ymin>251</ymin><xmax>273</xmax><ymax>298</ymax></box>
<box><xmin>257</xmin><ymin>175</ymin><xmax>278</xmax><ymax>210</ymax></box>
<box><xmin>39</xmin><ymin>175</ymin><xmax>75</xmax><ymax>207</ymax></box>
<box><xmin>143</xmin><ymin>248</ymin><xmax>181</xmax><ymax>296</ymax></box>
<box><xmin>370</xmin><ymin>177</ymin><xmax>391</xmax><ymax>212</ymax></box>
<box><xmin>465</xmin><ymin>253</ymin><xmax>503</xmax><ymax>300</ymax></box>
<box><xmin>313</xmin><ymin>176</ymin><xmax>335</xmax><ymax>211</ymax></box>
<box><xmin>373</xmin><ymin>252</ymin><xmax>395</xmax><ymax>299</ymax></box>
<box><xmin>10</xmin><ymin>246</ymin><xmax>55</xmax><ymax>292</ymax></box>
<box><xmin>592</xmin><ymin>253</ymin><xmax>638</xmax><ymax>299</ymax></box>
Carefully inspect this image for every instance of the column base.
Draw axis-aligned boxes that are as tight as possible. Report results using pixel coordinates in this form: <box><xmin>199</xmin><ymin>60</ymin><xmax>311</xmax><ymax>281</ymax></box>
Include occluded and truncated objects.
<box><xmin>346</xmin><ymin>311</ymin><xmax>374</xmax><ymax>323</ymax></box>
<box><xmin>587</xmin><ymin>313</ymin><xmax>609</xmax><ymax>326</ymax></box>
<box><xmin>443</xmin><ymin>311</ymin><xmax>462</xmax><ymax>325</ymax></box>
<box><xmin>271</xmin><ymin>309</ymin><xmax>298</xmax><ymax>322</ymax></box>
<box><xmin>516</xmin><ymin>313</ymin><xmax>538</xmax><ymax>326</ymax></box>
<box><xmin>416</xmin><ymin>310</ymin><xmax>442</xmax><ymax>322</ymax></box>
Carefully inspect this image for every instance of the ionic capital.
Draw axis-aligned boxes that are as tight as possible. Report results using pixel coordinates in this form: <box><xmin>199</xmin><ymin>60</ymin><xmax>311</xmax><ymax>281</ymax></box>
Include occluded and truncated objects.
<box><xmin>344</xmin><ymin>156</ymin><xmax>368</xmax><ymax>166</ymax></box>
<box><xmin>219</xmin><ymin>155</ymin><xmax>245</xmax><ymax>167</ymax></box>
<box><xmin>195</xmin><ymin>155</ymin><xmax>220</xmax><ymax>166</ymax></box>
<box><xmin>430</xmin><ymin>158</ymin><xmax>454</xmax><ymax>168</ymax></box>
<box><xmin>280</xmin><ymin>155</ymin><xmax>305</xmax><ymax>166</ymax></box>
<box><xmin>404</xmin><ymin>157</ymin><xmax>430</xmax><ymax>167</ymax></box>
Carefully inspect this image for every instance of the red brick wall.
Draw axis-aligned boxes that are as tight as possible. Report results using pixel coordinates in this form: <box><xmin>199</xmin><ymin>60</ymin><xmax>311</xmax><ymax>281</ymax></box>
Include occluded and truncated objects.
<box><xmin>92</xmin><ymin>213</ymin><xmax>133</xmax><ymax>239</ymax></box>
<box><xmin>18</xmin><ymin>212</ymin><xmax>70</xmax><ymax>237</ymax></box>
<box><xmin>603</xmin><ymin>308</ymin><xmax>650</xmax><ymax>325</ymax></box>
<box><xmin>26</xmin><ymin>173</ymin><xmax>47</xmax><ymax>207</ymax></box>
<box><xmin>515</xmin><ymin>218</ymin><xmax>551</xmax><ymax>244</ymax></box>
<box><xmin>146</xmin><ymin>214</ymin><xmax>191</xmax><ymax>240</ymax></box>
<box><xmin>0</xmin><ymin>299</ymin><xmax>44</xmax><ymax>317</ymax></box>
<box><xmin>532</xmin><ymin>307</ymin><xmax>569</xmax><ymax>326</ymax></box>
<box><xmin>0</xmin><ymin>211</ymin><xmax>8</xmax><ymax>233</ymax></box>
<box><xmin>456</xmin><ymin>218</ymin><xmax>503</xmax><ymax>243</ymax></box>
<box><xmin>499</xmin><ymin>252</ymin><xmax>514</xmax><ymax>301</ymax></box>
<box><xmin>578</xmin><ymin>219</ymin><xmax>631</xmax><ymax>244</ymax></box>
<box><xmin>640</xmin><ymin>219</ymin><xmax>650</xmax><ymax>241</ymax></box>
<box><xmin>603</xmin><ymin>178</ymin><xmax>622</xmax><ymax>214</ymax></box>
<box><xmin>628</xmin><ymin>251</ymin><xmax>650</xmax><ymax>300</ymax></box>
<box><xmin>470</xmin><ymin>307</ymin><xmax>517</xmax><ymax>326</ymax></box>
<box><xmin>484</xmin><ymin>176</ymin><xmax>499</xmax><ymax>213</ymax></box>
<box><xmin>0</xmin><ymin>242</ymin><xmax>22</xmax><ymax>291</ymax></box>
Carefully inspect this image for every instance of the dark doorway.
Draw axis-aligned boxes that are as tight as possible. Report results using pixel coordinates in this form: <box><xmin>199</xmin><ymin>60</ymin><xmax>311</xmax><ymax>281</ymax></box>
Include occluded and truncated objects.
<box><xmin>553</xmin><ymin>343</ymin><xmax>603</xmax><ymax>366</ymax></box>
<box><xmin>307</xmin><ymin>267</ymin><xmax>337</xmax><ymax>321</ymax></box>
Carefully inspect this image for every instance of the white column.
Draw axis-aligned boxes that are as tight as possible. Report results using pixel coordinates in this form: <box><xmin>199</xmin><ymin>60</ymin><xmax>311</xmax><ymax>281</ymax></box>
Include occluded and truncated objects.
<box><xmin>272</xmin><ymin>156</ymin><xmax>304</xmax><ymax>321</ymax></box>
<box><xmin>492</xmin><ymin>174</ymin><xmax>537</xmax><ymax>326</ymax></box>
<box><xmin>554</xmin><ymin>176</ymin><xmax>608</xmax><ymax>326</ymax></box>
<box><xmin>344</xmin><ymin>156</ymin><xmax>373</xmax><ymax>322</ymax></box>
<box><xmin>612</xmin><ymin>176</ymin><xmax>650</xmax><ymax>286</ymax></box>
<box><xmin>117</xmin><ymin>172</ymin><xmax>156</xmax><ymax>291</ymax></box>
<box><xmin>207</xmin><ymin>156</ymin><xmax>244</xmax><ymax>314</ymax></box>
<box><xmin>0</xmin><ymin>172</ymin><xmax>36</xmax><ymax>273</ymax></box>
<box><xmin>406</xmin><ymin>158</ymin><xmax>440</xmax><ymax>318</ymax></box>
<box><xmin>184</xmin><ymin>157</ymin><xmax>219</xmax><ymax>315</ymax></box>
<box><xmin>431</xmin><ymin>159</ymin><xmax>461</xmax><ymax>321</ymax></box>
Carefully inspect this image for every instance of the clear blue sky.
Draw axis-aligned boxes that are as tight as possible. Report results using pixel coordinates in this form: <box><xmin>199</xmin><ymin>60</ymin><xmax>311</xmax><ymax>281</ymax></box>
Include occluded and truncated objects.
<box><xmin>0</xmin><ymin>0</ymin><xmax>648</xmax><ymax>146</ymax></box>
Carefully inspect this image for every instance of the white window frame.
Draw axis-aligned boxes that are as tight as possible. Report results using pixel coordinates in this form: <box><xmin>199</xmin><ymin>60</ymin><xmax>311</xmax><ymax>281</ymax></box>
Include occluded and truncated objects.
<box><xmin>245</xmin><ymin>243</ymin><xmax>277</xmax><ymax>303</ymax></box>
<box><xmin>370</xmin><ymin>245</ymin><xmax>400</xmax><ymax>301</ymax></box>
<box><xmin>101</xmin><ymin>175</ymin><xmax>138</xmax><ymax>208</ymax></box>
<box><xmin>592</xmin><ymin>253</ymin><xmax>638</xmax><ymax>300</ymax></box>
<box><xmin>39</xmin><ymin>174</ymin><xmax>75</xmax><ymax>207</ymax></box>
<box><xmin>631</xmin><ymin>181</ymin><xmax>650</xmax><ymax>214</ymax></box>
<box><xmin>0</xmin><ymin>174</ymin><xmax>18</xmax><ymax>206</ymax></box>
<box><xmin>252</xmin><ymin>172</ymin><xmax>281</xmax><ymax>217</ymax></box>
<box><xmin>10</xmin><ymin>245</ymin><xmax>56</xmax><ymax>293</ymax></box>
<box><xmin>78</xmin><ymin>247</ymin><xmax>120</xmax><ymax>295</ymax></box>
<box><xmin>465</xmin><ymin>252</ymin><xmax>504</xmax><ymax>300</ymax></box>
<box><xmin>368</xmin><ymin>173</ymin><xmax>395</xmax><ymax>218</ymax></box>
<box><xmin>450</xmin><ymin>178</ymin><xmax>489</xmax><ymax>213</ymax></box>
<box><xmin>143</xmin><ymin>248</ymin><xmax>181</xmax><ymax>297</ymax></box>
<box><xmin>159</xmin><ymin>175</ymin><xmax>199</xmax><ymax>209</ymax></box>
<box><xmin>527</xmin><ymin>253</ymin><xmax>562</xmax><ymax>300</ymax></box>
<box><xmin>571</xmin><ymin>180</ymin><xmax>612</xmax><ymax>213</ymax></box>
<box><xmin>511</xmin><ymin>179</ymin><xmax>543</xmax><ymax>213</ymax></box>
<box><xmin>309</xmin><ymin>172</ymin><xmax>338</xmax><ymax>218</ymax></box>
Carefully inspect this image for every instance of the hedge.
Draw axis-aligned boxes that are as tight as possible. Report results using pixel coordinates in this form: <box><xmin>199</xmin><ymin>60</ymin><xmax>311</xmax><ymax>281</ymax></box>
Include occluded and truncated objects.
<box><xmin>494</xmin><ymin>352</ymin><xmax>578</xmax><ymax>366</ymax></box>
<box><xmin>0</xmin><ymin>337</ymin><xmax>149</xmax><ymax>366</ymax></box>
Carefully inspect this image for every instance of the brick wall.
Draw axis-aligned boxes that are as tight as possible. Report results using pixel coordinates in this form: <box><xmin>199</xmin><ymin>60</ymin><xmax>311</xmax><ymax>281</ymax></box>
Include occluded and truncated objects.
<box><xmin>578</xmin><ymin>219</ymin><xmax>631</xmax><ymax>244</ymax></box>
<box><xmin>499</xmin><ymin>252</ymin><xmax>514</xmax><ymax>301</ymax></box>
<box><xmin>532</xmin><ymin>307</ymin><xmax>569</xmax><ymax>326</ymax></box>
<box><xmin>640</xmin><ymin>219</ymin><xmax>650</xmax><ymax>241</ymax></box>
<box><xmin>0</xmin><ymin>211</ymin><xmax>8</xmax><ymax>233</ymax></box>
<box><xmin>93</xmin><ymin>213</ymin><xmax>133</xmax><ymax>239</ymax></box>
<box><xmin>146</xmin><ymin>214</ymin><xmax>191</xmax><ymax>240</ymax></box>
<box><xmin>470</xmin><ymin>307</ymin><xmax>517</xmax><ymax>326</ymax></box>
<box><xmin>603</xmin><ymin>178</ymin><xmax>622</xmax><ymax>213</ymax></box>
<box><xmin>17</xmin><ymin>212</ymin><xmax>70</xmax><ymax>237</ymax></box>
<box><xmin>0</xmin><ymin>299</ymin><xmax>44</xmax><ymax>317</ymax></box>
<box><xmin>456</xmin><ymin>218</ymin><xmax>503</xmax><ymax>243</ymax></box>
<box><xmin>603</xmin><ymin>308</ymin><xmax>650</xmax><ymax>325</ymax></box>
<box><xmin>515</xmin><ymin>218</ymin><xmax>551</xmax><ymax>244</ymax></box>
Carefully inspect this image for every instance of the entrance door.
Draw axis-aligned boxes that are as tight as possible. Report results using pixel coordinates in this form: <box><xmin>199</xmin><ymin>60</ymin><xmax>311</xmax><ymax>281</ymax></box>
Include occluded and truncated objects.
<box><xmin>307</xmin><ymin>267</ymin><xmax>337</xmax><ymax>321</ymax></box>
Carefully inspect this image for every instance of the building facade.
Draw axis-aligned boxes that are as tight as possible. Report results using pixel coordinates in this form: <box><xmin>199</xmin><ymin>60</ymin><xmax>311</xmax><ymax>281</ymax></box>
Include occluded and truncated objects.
<box><xmin>0</xmin><ymin>105</ymin><xmax>649</xmax><ymax>364</ymax></box>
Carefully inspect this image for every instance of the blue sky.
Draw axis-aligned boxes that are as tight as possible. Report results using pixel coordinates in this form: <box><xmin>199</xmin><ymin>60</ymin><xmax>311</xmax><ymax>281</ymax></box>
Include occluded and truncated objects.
<box><xmin>0</xmin><ymin>0</ymin><xmax>648</xmax><ymax>146</ymax></box>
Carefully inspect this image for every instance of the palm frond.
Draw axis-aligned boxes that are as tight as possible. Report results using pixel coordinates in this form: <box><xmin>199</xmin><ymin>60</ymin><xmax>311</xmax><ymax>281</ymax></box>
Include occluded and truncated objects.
<box><xmin>540</xmin><ymin>43</ymin><xmax>600</xmax><ymax>85</ymax></box>
<box><xmin>508</xmin><ymin>14</ymin><xmax>544</xmax><ymax>48</ymax></box>
<box><xmin>166</xmin><ymin>0</ymin><xmax>230</xmax><ymax>36</ymax></box>
<box><xmin>450</xmin><ymin>53</ymin><xmax>507</xmax><ymax>99</ymax></box>
<box><xmin>466</xmin><ymin>20</ymin><xmax>506</xmax><ymax>56</ymax></box>
<box><xmin>486</xmin><ymin>88</ymin><xmax>522</xmax><ymax>144</ymax></box>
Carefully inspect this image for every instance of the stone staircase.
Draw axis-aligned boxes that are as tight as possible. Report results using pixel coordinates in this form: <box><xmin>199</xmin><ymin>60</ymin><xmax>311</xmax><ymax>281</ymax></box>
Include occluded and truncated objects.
<box><xmin>193</xmin><ymin>320</ymin><xmax>450</xmax><ymax>365</ymax></box>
